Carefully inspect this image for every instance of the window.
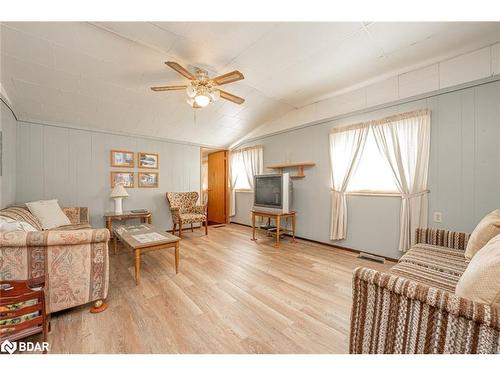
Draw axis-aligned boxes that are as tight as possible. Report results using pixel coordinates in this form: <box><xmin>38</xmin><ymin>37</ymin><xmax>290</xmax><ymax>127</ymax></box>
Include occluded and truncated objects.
<box><xmin>347</xmin><ymin>130</ymin><xmax>398</xmax><ymax>193</ymax></box>
<box><xmin>230</xmin><ymin>146</ymin><xmax>263</xmax><ymax>191</ymax></box>
<box><xmin>201</xmin><ymin>161</ymin><xmax>208</xmax><ymax>191</ymax></box>
<box><xmin>231</xmin><ymin>153</ymin><xmax>251</xmax><ymax>190</ymax></box>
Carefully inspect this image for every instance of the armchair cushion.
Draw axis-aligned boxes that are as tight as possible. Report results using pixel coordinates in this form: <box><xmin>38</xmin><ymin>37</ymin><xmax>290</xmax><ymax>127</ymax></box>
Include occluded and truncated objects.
<box><xmin>179</xmin><ymin>213</ymin><xmax>207</xmax><ymax>224</ymax></box>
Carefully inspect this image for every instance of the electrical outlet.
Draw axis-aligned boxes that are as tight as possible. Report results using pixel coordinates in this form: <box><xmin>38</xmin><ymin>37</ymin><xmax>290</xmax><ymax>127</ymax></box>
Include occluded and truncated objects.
<box><xmin>433</xmin><ymin>212</ymin><xmax>443</xmax><ymax>223</ymax></box>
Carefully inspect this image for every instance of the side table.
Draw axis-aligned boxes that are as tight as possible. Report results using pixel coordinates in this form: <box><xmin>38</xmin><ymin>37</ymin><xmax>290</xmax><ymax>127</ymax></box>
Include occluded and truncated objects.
<box><xmin>104</xmin><ymin>210</ymin><xmax>152</xmax><ymax>240</ymax></box>
<box><xmin>251</xmin><ymin>210</ymin><xmax>296</xmax><ymax>248</ymax></box>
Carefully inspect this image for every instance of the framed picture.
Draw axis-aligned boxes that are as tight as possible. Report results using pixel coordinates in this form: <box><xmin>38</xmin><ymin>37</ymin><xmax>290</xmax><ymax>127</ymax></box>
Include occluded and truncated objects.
<box><xmin>111</xmin><ymin>172</ymin><xmax>134</xmax><ymax>188</ymax></box>
<box><xmin>110</xmin><ymin>150</ymin><xmax>135</xmax><ymax>168</ymax></box>
<box><xmin>138</xmin><ymin>152</ymin><xmax>159</xmax><ymax>169</ymax></box>
<box><xmin>138</xmin><ymin>172</ymin><xmax>159</xmax><ymax>188</ymax></box>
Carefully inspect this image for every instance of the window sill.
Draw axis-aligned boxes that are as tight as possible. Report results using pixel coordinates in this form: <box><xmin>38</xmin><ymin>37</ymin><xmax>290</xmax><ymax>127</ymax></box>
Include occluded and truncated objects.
<box><xmin>346</xmin><ymin>191</ymin><xmax>401</xmax><ymax>197</ymax></box>
<box><xmin>235</xmin><ymin>189</ymin><xmax>253</xmax><ymax>193</ymax></box>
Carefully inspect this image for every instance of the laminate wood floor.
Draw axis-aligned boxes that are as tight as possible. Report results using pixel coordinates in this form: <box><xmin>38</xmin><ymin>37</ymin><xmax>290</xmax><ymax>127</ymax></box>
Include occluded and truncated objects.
<box><xmin>48</xmin><ymin>224</ymin><xmax>393</xmax><ymax>353</ymax></box>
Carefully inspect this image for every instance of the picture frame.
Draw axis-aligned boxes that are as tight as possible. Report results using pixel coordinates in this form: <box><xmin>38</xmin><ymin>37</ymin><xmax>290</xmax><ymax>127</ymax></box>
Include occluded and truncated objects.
<box><xmin>138</xmin><ymin>172</ymin><xmax>159</xmax><ymax>188</ymax></box>
<box><xmin>110</xmin><ymin>171</ymin><xmax>134</xmax><ymax>188</ymax></box>
<box><xmin>110</xmin><ymin>150</ymin><xmax>135</xmax><ymax>168</ymax></box>
<box><xmin>138</xmin><ymin>152</ymin><xmax>159</xmax><ymax>169</ymax></box>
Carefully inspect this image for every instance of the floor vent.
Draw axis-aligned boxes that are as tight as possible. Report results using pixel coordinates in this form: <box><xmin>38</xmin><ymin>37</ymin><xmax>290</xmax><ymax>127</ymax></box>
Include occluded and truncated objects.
<box><xmin>358</xmin><ymin>252</ymin><xmax>386</xmax><ymax>263</ymax></box>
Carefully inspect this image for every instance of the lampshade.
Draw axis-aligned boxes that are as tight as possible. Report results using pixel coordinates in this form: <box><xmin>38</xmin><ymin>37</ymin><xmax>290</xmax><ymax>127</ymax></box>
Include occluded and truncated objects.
<box><xmin>110</xmin><ymin>184</ymin><xmax>129</xmax><ymax>198</ymax></box>
<box><xmin>194</xmin><ymin>94</ymin><xmax>210</xmax><ymax>107</ymax></box>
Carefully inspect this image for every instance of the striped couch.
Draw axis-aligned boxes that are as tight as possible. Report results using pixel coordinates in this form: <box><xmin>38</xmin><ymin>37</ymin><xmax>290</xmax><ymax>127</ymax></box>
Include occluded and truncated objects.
<box><xmin>0</xmin><ymin>206</ymin><xmax>110</xmax><ymax>314</ymax></box>
<box><xmin>350</xmin><ymin>228</ymin><xmax>500</xmax><ymax>354</ymax></box>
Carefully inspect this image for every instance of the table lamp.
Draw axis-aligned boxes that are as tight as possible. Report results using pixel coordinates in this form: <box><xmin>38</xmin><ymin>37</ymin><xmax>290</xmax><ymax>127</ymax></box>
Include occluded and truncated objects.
<box><xmin>110</xmin><ymin>183</ymin><xmax>128</xmax><ymax>214</ymax></box>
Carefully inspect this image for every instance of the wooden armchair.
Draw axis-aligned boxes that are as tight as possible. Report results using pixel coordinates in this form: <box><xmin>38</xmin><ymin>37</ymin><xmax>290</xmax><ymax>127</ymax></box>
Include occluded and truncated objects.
<box><xmin>166</xmin><ymin>192</ymin><xmax>208</xmax><ymax>238</ymax></box>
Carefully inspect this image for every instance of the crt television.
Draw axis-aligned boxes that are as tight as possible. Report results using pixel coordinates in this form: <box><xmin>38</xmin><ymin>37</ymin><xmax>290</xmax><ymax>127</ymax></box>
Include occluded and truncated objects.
<box><xmin>253</xmin><ymin>173</ymin><xmax>293</xmax><ymax>214</ymax></box>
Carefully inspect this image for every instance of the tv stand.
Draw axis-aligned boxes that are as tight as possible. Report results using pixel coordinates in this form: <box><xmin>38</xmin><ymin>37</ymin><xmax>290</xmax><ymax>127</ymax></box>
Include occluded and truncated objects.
<box><xmin>251</xmin><ymin>210</ymin><xmax>296</xmax><ymax>248</ymax></box>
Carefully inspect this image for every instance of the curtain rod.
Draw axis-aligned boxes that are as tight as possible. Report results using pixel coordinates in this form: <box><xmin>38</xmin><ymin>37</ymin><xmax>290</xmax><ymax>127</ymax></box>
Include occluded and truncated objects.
<box><xmin>330</xmin><ymin>109</ymin><xmax>430</xmax><ymax>134</ymax></box>
<box><xmin>230</xmin><ymin>145</ymin><xmax>263</xmax><ymax>153</ymax></box>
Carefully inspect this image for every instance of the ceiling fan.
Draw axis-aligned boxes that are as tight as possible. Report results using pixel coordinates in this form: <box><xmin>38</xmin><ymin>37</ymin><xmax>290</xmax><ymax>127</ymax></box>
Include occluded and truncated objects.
<box><xmin>151</xmin><ymin>61</ymin><xmax>245</xmax><ymax>108</ymax></box>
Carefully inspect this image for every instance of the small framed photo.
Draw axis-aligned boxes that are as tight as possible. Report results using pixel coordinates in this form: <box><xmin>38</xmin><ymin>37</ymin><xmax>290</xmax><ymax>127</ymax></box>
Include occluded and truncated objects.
<box><xmin>138</xmin><ymin>152</ymin><xmax>159</xmax><ymax>169</ymax></box>
<box><xmin>110</xmin><ymin>150</ymin><xmax>135</xmax><ymax>168</ymax></box>
<box><xmin>138</xmin><ymin>172</ymin><xmax>159</xmax><ymax>188</ymax></box>
<box><xmin>111</xmin><ymin>172</ymin><xmax>134</xmax><ymax>188</ymax></box>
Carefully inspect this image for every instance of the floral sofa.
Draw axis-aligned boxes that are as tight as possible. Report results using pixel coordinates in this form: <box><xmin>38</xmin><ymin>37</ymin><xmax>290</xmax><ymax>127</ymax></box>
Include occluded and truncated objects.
<box><xmin>0</xmin><ymin>206</ymin><xmax>109</xmax><ymax>314</ymax></box>
<box><xmin>350</xmin><ymin>228</ymin><xmax>500</xmax><ymax>354</ymax></box>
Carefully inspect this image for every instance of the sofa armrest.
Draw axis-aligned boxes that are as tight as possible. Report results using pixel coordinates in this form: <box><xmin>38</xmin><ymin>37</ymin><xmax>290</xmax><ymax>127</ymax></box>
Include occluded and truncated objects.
<box><xmin>0</xmin><ymin>228</ymin><xmax>109</xmax><ymax>247</ymax></box>
<box><xmin>192</xmin><ymin>205</ymin><xmax>207</xmax><ymax>215</ymax></box>
<box><xmin>415</xmin><ymin>227</ymin><xmax>470</xmax><ymax>250</ymax></box>
<box><xmin>0</xmin><ymin>228</ymin><xmax>109</xmax><ymax>314</ymax></box>
<box><xmin>350</xmin><ymin>267</ymin><xmax>500</xmax><ymax>354</ymax></box>
<box><xmin>63</xmin><ymin>207</ymin><xmax>90</xmax><ymax>225</ymax></box>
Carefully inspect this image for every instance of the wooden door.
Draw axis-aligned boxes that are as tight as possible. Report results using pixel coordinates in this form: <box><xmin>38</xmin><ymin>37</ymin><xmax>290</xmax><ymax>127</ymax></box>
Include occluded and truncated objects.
<box><xmin>207</xmin><ymin>150</ymin><xmax>228</xmax><ymax>224</ymax></box>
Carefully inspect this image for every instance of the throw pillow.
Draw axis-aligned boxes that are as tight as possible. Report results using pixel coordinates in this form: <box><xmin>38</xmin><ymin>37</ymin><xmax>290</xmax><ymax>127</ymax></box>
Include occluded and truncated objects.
<box><xmin>456</xmin><ymin>233</ymin><xmax>500</xmax><ymax>307</ymax></box>
<box><xmin>0</xmin><ymin>216</ymin><xmax>38</xmax><ymax>232</ymax></box>
<box><xmin>465</xmin><ymin>209</ymin><xmax>500</xmax><ymax>259</ymax></box>
<box><xmin>25</xmin><ymin>199</ymin><xmax>71</xmax><ymax>230</ymax></box>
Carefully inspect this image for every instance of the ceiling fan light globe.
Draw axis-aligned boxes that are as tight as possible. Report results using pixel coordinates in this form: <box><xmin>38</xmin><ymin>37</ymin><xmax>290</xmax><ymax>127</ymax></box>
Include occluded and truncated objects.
<box><xmin>186</xmin><ymin>85</ymin><xmax>196</xmax><ymax>98</ymax></box>
<box><xmin>194</xmin><ymin>94</ymin><xmax>210</xmax><ymax>107</ymax></box>
<box><xmin>211</xmin><ymin>90</ymin><xmax>221</xmax><ymax>102</ymax></box>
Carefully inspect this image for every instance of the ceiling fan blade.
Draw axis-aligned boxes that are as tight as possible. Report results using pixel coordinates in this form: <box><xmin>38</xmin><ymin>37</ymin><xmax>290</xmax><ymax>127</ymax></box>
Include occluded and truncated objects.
<box><xmin>150</xmin><ymin>85</ymin><xmax>188</xmax><ymax>92</ymax></box>
<box><xmin>165</xmin><ymin>61</ymin><xmax>195</xmax><ymax>80</ymax></box>
<box><xmin>212</xmin><ymin>70</ymin><xmax>244</xmax><ymax>85</ymax></box>
<box><xmin>219</xmin><ymin>89</ymin><xmax>245</xmax><ymax>105</ymax></box>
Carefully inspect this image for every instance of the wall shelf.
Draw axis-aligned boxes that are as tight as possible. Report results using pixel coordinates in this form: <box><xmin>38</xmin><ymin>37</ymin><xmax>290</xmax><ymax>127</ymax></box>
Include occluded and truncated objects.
<box><xmin>266</xmin><ymin>161</ymin><xmax>316</xmax><ymax>178</ymax></box>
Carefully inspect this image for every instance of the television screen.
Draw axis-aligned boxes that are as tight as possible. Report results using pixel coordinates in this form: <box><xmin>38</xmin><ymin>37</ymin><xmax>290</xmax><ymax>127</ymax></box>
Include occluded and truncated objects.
<box><xmin>254</xmin><ymin>175</ymin><xmax>282</xmax><ymax>208</ymax></box>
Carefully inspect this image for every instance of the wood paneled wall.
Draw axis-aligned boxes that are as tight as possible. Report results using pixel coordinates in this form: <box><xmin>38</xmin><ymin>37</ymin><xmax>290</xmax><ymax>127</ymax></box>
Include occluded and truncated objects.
<box><xmin>233</xmin><ymin>80</ymin><xmax>500</xmax><ymax>259</ymax></box>
<box><xmin>1</xmin><ymin>102</ymin><xmax>17</xmax><ymax>208</ymax></box>
<box><xmin>16</xmin><ymin>123</ymin><xmax>200</xmax><ymax>230</ymax></box>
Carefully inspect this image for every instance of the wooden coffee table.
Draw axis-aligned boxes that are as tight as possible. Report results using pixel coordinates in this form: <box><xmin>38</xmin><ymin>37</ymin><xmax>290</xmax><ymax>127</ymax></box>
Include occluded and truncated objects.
<box><xmin>113</xmin><ymin>224</ymin><xmax>180</xmax><ymax>285</ymax></box>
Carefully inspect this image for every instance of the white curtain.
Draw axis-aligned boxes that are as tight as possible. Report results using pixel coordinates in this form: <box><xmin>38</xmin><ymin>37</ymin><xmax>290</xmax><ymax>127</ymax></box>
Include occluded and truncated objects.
<box><xmin>201</xmin><ymin>161</ymin><xmax>208</xmax><ymax>205</ymax></box>
<box><xmin>229</xmin><ymin>151</ymin><xmax>242</xmax><ymax>217</ymax></box>
<box><xmin>242</xmin><ymin>147</ymin><xmax>263</xmax><ymax>190</ymax></box>
<box><xmin>329</xmin><ymin>126</ymin><xmax>369</xmax><ymax>240</ymax></box>
<box><xmin>229</xmin><ymin>146</ymin><xmax>263</xmax><ymax>217</ymax></box>
<box><xmin>371</xmin><ymin>111</ymin><xmax>430</xmax><ymax>251</ymax></box>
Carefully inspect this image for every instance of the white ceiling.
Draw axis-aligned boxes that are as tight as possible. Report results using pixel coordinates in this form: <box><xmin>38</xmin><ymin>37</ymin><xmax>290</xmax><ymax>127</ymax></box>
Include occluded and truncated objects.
<box><xmin>2</xmin><ymin>22</ymin><xmax>500</xmax><ymax>147</ymax></box>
